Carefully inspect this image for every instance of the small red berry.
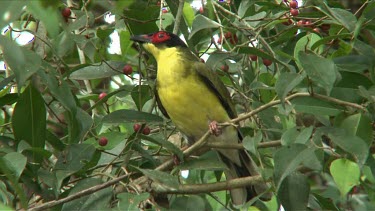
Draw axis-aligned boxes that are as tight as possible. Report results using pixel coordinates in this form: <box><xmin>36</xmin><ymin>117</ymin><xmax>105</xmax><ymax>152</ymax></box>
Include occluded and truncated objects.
<box><xmin>142</xmin><ymin>126</ymin><xmax>151</xmax><ymax>135</ymax></box>
<box><xmin>123</xmin><ymin>64</ymin><xmax>133</xmax><ymax>75</ymax></box>
<box><xmin>217</xmin><ymin>35</ymin><xmax>222</xmax><ymax>44</ymax></box>
<box><xmin>262</xmin><ymin>59</ymin><xmax>272</xmax><ymax>67</ymax></box>
<box><xmin>98</xmin><ymin>92</ymin><xmax>107</xmax><ymax>100</ymax></box>
<box><xmin>305</xmin><ymin>20</ymin><xmax>313</xmax><ymax>28</ymax></box>
<box><xmin>220</xmin><ymin>64</ymin><xmax>229</xmax><ymax>72</ymax></box>
<box><xmin>282</xmin><ymin>18</ymin><xmax>293</xmax><ymax>26</ymax></box>
<box><xmin>98</xmin><ymin>137</ymin><xmax>108</xmax><ymax>146</ymax></box>
<box><xmin>313</xmin><ymin>28</ymin><xmax>321</xmax><ymax>34</ymax></box>
<box><xmin>290</xmin><ymin>8</ymin><xmax>299</xmax><ymax>16</ymax></box>
<box><xmin>224</xmin><ymin>32</ymin><xmax>232</xmax><ymax>39</ymax></box>
<box><xmin>289</xmin><ymin>0</ymin><xmax>298</xmax><ymax>9</ymax></box>
<box><xmin>249</xmin><ymin>55</ymin><xmax>258</xmax><ymax>61</ymax></box>
<box><xmin>200</xmin><ymin>58</ymin><xmax>205</xmax><ymax>63</ymax></box>
<box><xmin>297</xmin><ymin>20</ymin><xmax>306</xmax><ymax>27</ymax></box>
<box><xmin>133</xmin><ymin>123</ymin><xmax>141</xmax><ymax>132</ymax></box>
<box><xmin>199</xmin><ymin>7</ymin><xmax>204</xmax><ymax>14</ymax></box>
<box><xmin>62</xmin><ymin>8</ymin><xmax>71</xmax><ymax>18</ymax></box>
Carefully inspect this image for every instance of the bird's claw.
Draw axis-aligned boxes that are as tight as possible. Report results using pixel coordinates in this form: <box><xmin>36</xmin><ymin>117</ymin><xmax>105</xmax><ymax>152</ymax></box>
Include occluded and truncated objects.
<box><xmin>209</xmin><ymin>121</ymin><xmax>222</xmax><ymax>136</ymax></box>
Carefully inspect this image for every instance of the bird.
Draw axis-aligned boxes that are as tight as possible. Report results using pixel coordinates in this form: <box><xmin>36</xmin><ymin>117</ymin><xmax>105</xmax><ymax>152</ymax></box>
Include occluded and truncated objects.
<box><xmin>130</xmin><ymin>31</ymin><xmax>268</xmax><ymax>206</ymax></box>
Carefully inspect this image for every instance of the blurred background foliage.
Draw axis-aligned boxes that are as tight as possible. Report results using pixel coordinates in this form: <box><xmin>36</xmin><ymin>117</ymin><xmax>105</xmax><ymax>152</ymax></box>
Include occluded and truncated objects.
<box><xmin>0</xmin><ymin>0</ymin><xmax>374</xmax><ymax>210</ymax></box>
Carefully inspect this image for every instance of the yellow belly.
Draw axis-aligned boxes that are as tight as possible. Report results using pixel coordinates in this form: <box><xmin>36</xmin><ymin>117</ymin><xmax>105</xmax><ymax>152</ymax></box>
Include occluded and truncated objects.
<box><xmin>158</xmin><ymin>74</ymin><xmax>229</xmax><ymax>139</ymax></box>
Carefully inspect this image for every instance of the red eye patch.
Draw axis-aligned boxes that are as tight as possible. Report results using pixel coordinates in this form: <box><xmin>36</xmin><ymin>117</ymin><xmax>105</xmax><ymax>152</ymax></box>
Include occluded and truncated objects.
<box><xmin>151</xmin><ymin>31</ymin><xmax>171</xmax><ymax>44</ymax></box>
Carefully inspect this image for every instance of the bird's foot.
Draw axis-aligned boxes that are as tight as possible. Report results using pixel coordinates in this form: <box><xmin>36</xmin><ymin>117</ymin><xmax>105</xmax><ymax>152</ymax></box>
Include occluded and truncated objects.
<box><xmin>209</xmin><ymin>120</ymin><xmax>222</xmax><ymax>136</ymax></box>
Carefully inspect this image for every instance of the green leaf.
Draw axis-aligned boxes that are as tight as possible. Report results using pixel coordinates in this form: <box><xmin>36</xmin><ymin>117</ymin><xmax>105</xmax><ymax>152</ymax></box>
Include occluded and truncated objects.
<box><xmin>334</xmin><ymin>55</ymin><xmax>371</xmax><ymax>73</ymax></box>
<box><xmin>298</xmin><ymin>51</ymin><xmax>337</xmax><ymax>94</ymax></box>
<box><xmin>326</xmin><ymin>128</ymin><xmax>369</xmax><ymax>165</ymax></box>
<box><xmin>170</xmin><ymin>196</ymin><xmax>207</xmax><ymax>211</ymax></box>
<box><xmin>291</xmin><ymin>97</ymin><xmax>343</xmax><ymax>116</ymax></box>
<box><xmin>66</xmin><ymin>108</ymin><xmax>93</xmax><ymax>144</ymax></box>
<box><xmin>138</xmin><ymin>168</ymin><xmax>179</xmax><ymax>189</ymax></box>
<box><xmin>330</xmin><ymin>158</ymin><xmax>360</xmax><ymax>196</ymax></box>
<box><xmin>278</xmin><ymin>173</ymin><xmax>310</xmax><ymax>211</ymax></box>
<box><xmin>189</xmin><ymin>15</ymin><xmax>221</xmax><ymax>39</ymax></box>
<box><xmin>281</xmin><ymin>127</ymin><xmax>299</xmax><ymax>146</ymax></box>
<box><xmin>294</xmin><ymin>33</ymin><xmax>322</xmax><ymax>67</ymax></box>
<box><xmin>183</xmin><ymin>2</ymin><xmax>195</xmax><ymax>27</ymax></box>
<box><xmin>295</xmin><ymin>126</ymin><xmax>313</xmax><ymax>144</ymax></box>
<box><xmin>177</xmin><ymin>155</ymin><xmax>227</xmax><ymax>171</ymax></box>
<box><xmin>62</xmin><ymin>178</ymin><xmax>112</xmax><ymax>211</ymax></box>
<box><xmin>27</xmin><ymin>1</ymin><xmax>59</xmax><ymax>38</ymax></box>
<box><xmin>12</xmin><ymin>85</ymin><xmax>46</xmax><ymax>162</ymax></box>
<box><xmin>69</xmin><ymin>61</ymin><xmax>125</xmax><ymax>80</ymax></box>
<box><xmin>1</xmin><ymin>152</ymin><xmax>27</xmax><ymax>180</ymax></box>
<box><xmin>0</xmin><ymin>93</ymin><xmax>18</xmax><ymax>107</ymax></box>
<box><xmin>131</xmin><ymin>85</ymin><xmax>152</xmax><ymax>111</ymax></box>
<box><xmin>117</xmin><ymin>193</ymin><xmax>150</xmax><ymax>211</ymax></box>
<box><xmin>0</xmin><ymin>37</ymin><xmax>41</xmax><ymax>89</ymax></box>
<box><xmin>274</xmin><ymin>144</ymin><xmax>317</xmax><ymax>188</ymax></box>
<box><xmin>140</xmin><ymin>135</ymin><xmax>183</xmax><ymax>161</ymax></box>
<box><xmin>326</xmin><ymin>7</ymin><xmax>357</xmax><ymax>32</ymax></box>
<box><xmin>54</xmin><ymin>144</ymin><xmax>96</xmax><ymax>189</ymax></box>
<box><xmin>243</xmin><ymin>132</ymin><xmax>263</xmax><ymax>155</ymax></box>
<box><xmin>340</xmin><ymin>113</ymin><xmax>372</xmax><ymax>147</ymax></box>
<box><xmin>275</xmin><ymin>72</ymin><xmax>305</xmax><ymax>105</ymax></box>
<box><xmin>102</xmin><ymin>109</ymin><xmax>163</xmax><ymax>124</ymax></box>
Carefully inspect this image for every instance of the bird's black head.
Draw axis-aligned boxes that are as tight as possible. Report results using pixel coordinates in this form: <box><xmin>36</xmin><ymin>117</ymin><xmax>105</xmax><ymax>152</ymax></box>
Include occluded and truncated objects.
<box><xmin>130</xmin><ymin>31</ymin><xmax>187</xmax><ymax>48</ymax></box>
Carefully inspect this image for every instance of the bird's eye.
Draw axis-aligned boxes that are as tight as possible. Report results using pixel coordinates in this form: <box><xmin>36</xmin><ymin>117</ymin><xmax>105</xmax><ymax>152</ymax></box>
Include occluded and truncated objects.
<box><xmin>158</xmin><ymin>33</ymin><xmax>165</xmax><ymax>38</ymax></box>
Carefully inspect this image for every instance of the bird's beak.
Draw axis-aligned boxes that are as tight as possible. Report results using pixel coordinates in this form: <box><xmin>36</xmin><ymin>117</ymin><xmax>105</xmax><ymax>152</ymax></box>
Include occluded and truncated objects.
<box><xmin>130</xmin><ymin>34</ymin><xmax>151</xmax><ymax>43</ymax></box>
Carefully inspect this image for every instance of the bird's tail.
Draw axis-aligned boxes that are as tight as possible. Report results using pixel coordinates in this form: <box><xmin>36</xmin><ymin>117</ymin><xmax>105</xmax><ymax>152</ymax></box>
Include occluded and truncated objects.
<box><xmin>220</xmin><ymin>150</ymin><xmax>271</xmax><ymax>206</ymax></box>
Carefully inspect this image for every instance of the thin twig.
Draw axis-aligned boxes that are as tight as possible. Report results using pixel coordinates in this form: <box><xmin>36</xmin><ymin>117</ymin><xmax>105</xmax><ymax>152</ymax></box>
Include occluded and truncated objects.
<box><xmin>28</xmin><ymin>174</ymin><xmax>131</xmax><ymax>211</ymax></box>
<box><xmin>173</xmin><ymin>0</ymin><xmax>185</xmax><ymax>34</ymax></box>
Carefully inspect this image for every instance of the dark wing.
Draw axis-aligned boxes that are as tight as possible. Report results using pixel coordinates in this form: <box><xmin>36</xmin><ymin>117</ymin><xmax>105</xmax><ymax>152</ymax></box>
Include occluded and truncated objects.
<box><xmin>193</xmin><ymin>62</ymin><xmax>237</xmax><ymax>119</ymax></box>
<box><xmin>154</xmin><ymin>82</ymin><xmax>170</xmax><ymax>118</ymax></box>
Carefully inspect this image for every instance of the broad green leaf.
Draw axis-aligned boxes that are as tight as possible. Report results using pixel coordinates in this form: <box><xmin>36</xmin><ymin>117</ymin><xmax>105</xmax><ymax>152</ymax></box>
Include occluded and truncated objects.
<box><xmin>138</xmin><ymin>168</ymin><xmax>179</xmax><ymax>189</ymax></box>
<box><xmin>281</xmin><ymin>127</ymin><xmax>299</xmax><ymax>145</ymax></box>
<box><xmin>326</xmin><ymin>128</ymin><xmax>368</xmax><ymax>165</ymax></box>
<box><xmin>102</xmin><ymin>109</ymin><xmax>163</xmax><ymax>123</ymax></box>
<box><xmin>298</xmin><ymin>52</ymin><xmax>337</xmax><ymax>94</ymax></box>
<box><xmin>183</xmin><ymin>2</ymin><xmax>195</xmax><ymax>27</ymax></box>
<box><xmin>12</xmin><ymin>85</ymin><xmax>46</xmax><ymax>162</ymax></box>
<box><xmin>27</xmin><ymin>1</ymin><xmax>59</xmax><ymax>38</ymax></box>
<box><xmin>326</xmin><ymin>7</ymin><xmax>357</xmax><ymax>32</ymax></box>
<box><xmin>117</xmin><ymin>193</ymin><xmax>150</xmax><ymax>211</ymax></box>
<box><xmin>1</xmin><ymin>152</ymin><xmax>27</xmax><ymax>180</ymax></box>
<box><xmin>278</xmin><ymin>173</ymin><xmax>310</xmax><ymax>211</ymax></box>
<box><xmin>67</xmin><ymin>11</ymin><xmax>95</xmax><ymax>32</ymax></box>
<box><xmin>238</xmin><ymin>0</ymin><xmax>254</xmax><ymax>18</ymax></box>
<box><xmin>69</xmin><ymin>61</ymin><xmax>125</xmax><ymax>80</ymax></box>
<box><xmin>295</xmin><ymin>126</ymin><xmax>313</xmax><ymax>144</ymax></box>
<box><xmin>131</xmin><ymin>85</ymin><xmax>152</xmax><ymax>111</ymax></box>
<box><xmin>340</xmin><ymin>113</ymin><xmax>372</xmax><ymax>146</ymax></box>
<box><xmin>294</xmin><ymin>33</ymin><xmax>322</xmax><ymax>67</ymax></box>
<box><xmin>170</xmin><ymin>196</ymin><xmax>207</xmax><ymax>211</ymax></box>
<box><xmin>334</xmin><ymin>55</ymin><xmax>371</xmax><ymax>73</ymax></box>
<box><xmin>0</xmin><ymin>75</ymin><xmax>15</xmax><ymax>91</ymax></box>
<box><xmin>0</xmin><ymin>37</ymin><xmax>41</xmax><ymax>89</ymax></box>
<box><xmin>243</xmin><ymin>132</ymin><xmax>262</xmax><ymax>155</ymax></box>
<box><xmin>140</xmin><ymin>135</ymin><xmax>183</xmax><ymax>161</ymax></box>
<box><xmin>62</xmin><ymin>178</ymin><xmax>112</xmax><ymax>211</ymax></box>
<box><xmin>54</xmin><ymin>144</ymin><xmax>96</xmax><ymax>189</ymax></box>
<box><xmin>0</xmin><ymin>1</ymin><xmax>26</xmax><ymax>27</ymax></box>
<box><xmin>275</xmin><ymin>72</ymin><xmax>305</xmax><ymax>105</ymax></box>
<box><xmin>330</xmin><ymin>158</ymin><xmax>360</xmax><ymax>196</ymax></box>
<box><xmin>177</xmin><ymin>156</ymin><xmax>227</xmax><ymax>171</ymax></box>
<box><xmin>66</xmin><ymin>108</ymin><xmax>93</xmax><ymax>144</ymax></box>
<box><xmin>291</xmin><ymin>97</ymin><xmax>343</xmax><ymax>116</ymax></box>
<box><xmin>274</xmin><ymin>144</ymin><xmax>317</xmax><ymax>188</ymax></box>
<box><xmin>0</xmin><ymin>93</ymin><xmax>18</xmax><ymax>107</ymax></box>
<box><xmin>189</xmin><ymin>15</ymin><xmax>221</xmax><ymax>39</ymax></box>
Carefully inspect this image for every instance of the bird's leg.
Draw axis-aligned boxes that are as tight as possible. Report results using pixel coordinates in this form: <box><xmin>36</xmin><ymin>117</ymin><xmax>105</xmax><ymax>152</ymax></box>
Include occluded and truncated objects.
<box><xmin>209</xmin><ymin>120</ymin><xmax>222</xmax><ymax>136</ymax></box>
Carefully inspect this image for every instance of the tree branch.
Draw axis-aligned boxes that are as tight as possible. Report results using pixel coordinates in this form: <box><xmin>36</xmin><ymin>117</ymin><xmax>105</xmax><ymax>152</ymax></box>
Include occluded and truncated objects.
<box><xmin>28</xmin><ymin>174</ymin><xmax>131</xmax><ymax>211</ymax></box>
<box><xmin>152</xmin><ymin>175</ymin><xmax>263</xmax><ymax>194</ymax></box>
<box><xmin>206</xmin><ymin>140</ymin><xmax>282</xmax><ymax>149</ymax></box>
